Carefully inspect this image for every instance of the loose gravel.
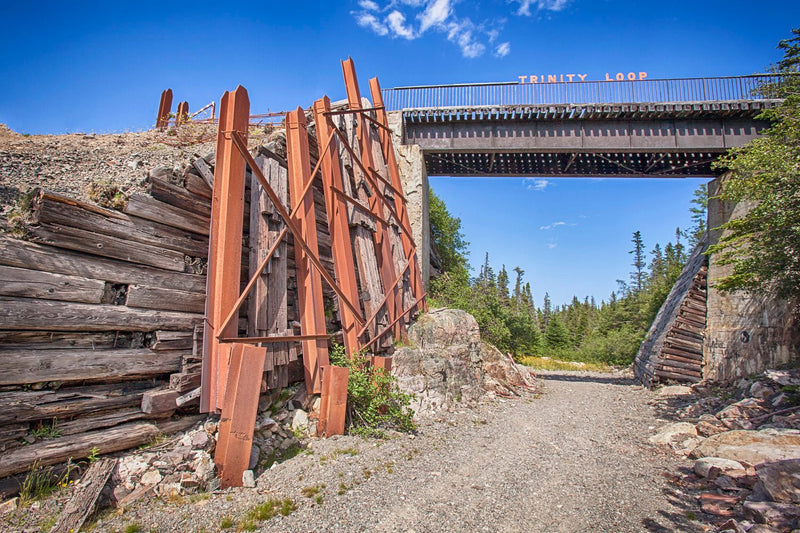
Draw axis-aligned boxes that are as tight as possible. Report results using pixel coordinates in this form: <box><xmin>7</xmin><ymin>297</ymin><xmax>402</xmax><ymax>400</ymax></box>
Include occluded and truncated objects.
<box><xmin>95</xmin><ymin>370</ymin><xmax>706</xmax><ymax>533</ymax></box>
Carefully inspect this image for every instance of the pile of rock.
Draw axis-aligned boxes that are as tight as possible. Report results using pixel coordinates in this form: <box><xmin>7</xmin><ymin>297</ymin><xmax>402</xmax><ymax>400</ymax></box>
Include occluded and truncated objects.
<box><xmin>649</xmin><ymin>369</ymin><xmax>800</xmax><ymax>530</ymax></box>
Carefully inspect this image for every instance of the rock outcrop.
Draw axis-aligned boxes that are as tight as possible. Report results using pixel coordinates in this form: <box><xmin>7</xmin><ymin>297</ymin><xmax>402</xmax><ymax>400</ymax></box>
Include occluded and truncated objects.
<box><xmin>392</xmin><ymin>308</ymin><xmax>535</xmax><ymax>412</ymax></box>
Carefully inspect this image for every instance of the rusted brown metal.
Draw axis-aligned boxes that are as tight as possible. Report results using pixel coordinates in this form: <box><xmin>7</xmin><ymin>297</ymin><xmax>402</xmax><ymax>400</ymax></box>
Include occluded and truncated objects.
<box><xmin>313</xmin><ymin>96</ymin><xmax>363</xmax><ymax>357</ymax></box>
<box><xmin>286</xmin><ymin>107</ymin><xmax>329</xmax><ymax>394</ymax></box>
<box><xmin>175</xmin><ymin>101</ymin><xmax>189</xmax><ymax>126</ymax></box>
<box><xmin>341</xmin><ymin>57</ymin><xmax>403</xmax><ymax>344</ymax></box>
<box><xmin>317</xmin><ymin>365</ymin><xmax>349</xmax><ymax>437</ymax></box>
<box><xmin>369</xmin><ymin>78</ymin><xmax>426</xmax><ymax>313</ymax></box>
<box><xmin>215</xmin><ymin>343</ymin><xmax>267</xmax><ymax>488</ymax></box>
<box><xmin>201</xmin><ymin>86</ymin><xmax>249</xmax><ymax>414</ymax></box>
<box><xmin>371</xmin><ymin>356</ymin><xmax>392</xmax><ymax>373</ymax></box>
<box><xmin>156</xmin><ymin>89</ymin><xmax>173</xmax><ymax>130</ymax></box>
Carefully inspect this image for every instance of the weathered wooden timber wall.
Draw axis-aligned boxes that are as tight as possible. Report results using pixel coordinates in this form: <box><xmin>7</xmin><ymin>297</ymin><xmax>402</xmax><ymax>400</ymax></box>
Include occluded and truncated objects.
<box><xmin>634</xmin><ymin>239</ymin><xmax>708</xmax><ymax>387</ymax></box>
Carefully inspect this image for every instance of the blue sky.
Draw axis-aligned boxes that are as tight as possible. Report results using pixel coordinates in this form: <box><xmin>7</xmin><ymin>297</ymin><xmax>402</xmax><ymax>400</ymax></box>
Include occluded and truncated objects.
<box><xmin>1</xmin><ymin>1</ymin><xmax>797</xmax><ymax>306</ymax></box>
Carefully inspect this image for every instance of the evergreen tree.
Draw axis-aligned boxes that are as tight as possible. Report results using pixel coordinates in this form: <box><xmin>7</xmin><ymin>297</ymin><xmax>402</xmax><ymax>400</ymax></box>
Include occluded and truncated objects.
<box><xmin>689</xmin><ymin>183</ymin><xmax>708</xmax><ymax>247</ymax></box>
<box><xmin>629</xmin><ymin>231</ymin><xmax>646</xmax><ymax>294</ymax></box>
<box><xmin>497</xmin><ymin>265</ymin><xmax>510</xmax><ymax>305</ymax></box>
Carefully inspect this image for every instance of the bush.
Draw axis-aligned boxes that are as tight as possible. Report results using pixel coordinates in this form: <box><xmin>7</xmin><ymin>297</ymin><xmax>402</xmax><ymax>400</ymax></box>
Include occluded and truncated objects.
<box><xmin>329</xmin><ymin>345</ymin><xmax>415</xmax><ymax>437</ymax></box>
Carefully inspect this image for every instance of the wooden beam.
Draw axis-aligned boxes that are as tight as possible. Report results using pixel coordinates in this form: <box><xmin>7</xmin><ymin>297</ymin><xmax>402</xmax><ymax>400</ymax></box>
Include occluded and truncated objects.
<box><xmin>0</xmin><ymin>265</ymin><xmax>105</xmax><ymax>303</ymax></box>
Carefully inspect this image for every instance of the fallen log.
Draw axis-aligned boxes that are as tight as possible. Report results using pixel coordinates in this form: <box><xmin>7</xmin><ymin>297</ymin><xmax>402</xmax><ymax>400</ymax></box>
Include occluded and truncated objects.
<box><xmin>0</xmin><ymin>348</ymin><xmax>184</xmax><ymax>386</ymax></box>
<box><xmin>0</xmin><ymin>416</ymin><xmax>203</xmax><ymax>479</ymax></box>
<box><xmin>0</xmin><ymin>296</ymin><xmax>202</xmax><ymax>332</ymax></box>
<box><xmin>50</xmin><ymin>457</ymin><xmax>117</xmax><ymax>533</ymax></box>
<box><xmin>0</xmin><ymin>234</ymin><xmax>206</xmax><ymax>293</ymax></box>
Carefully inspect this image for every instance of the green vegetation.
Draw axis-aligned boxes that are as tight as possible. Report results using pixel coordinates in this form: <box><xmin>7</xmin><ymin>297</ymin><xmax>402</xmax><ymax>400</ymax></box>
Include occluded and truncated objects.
<box><xmin>19</xmin><ymin>459</ymin><xmax>76</xmax><ymax>505</ymax></box>
<box><xmin>329</xmin><ymin>345</ymin><xmax>415</xmax><ymax>437</ymax></box>
<box><xmin>240</xmin><ymin>498</ymin><xmax>297</xmax><ymax>530</ymax></box>
<box><xmin>220</xmin><ymin>516</ymin><xmax>234</xmax><ymax>529</ymax></box>
<box><xmin>30</xmin><ymin>419</ymin><xmax>61</xmax><ymax>440</ymax></box>
<box><xmin>123</xmin><ymin>523</ymin><xmax>142</xmax><ymax>533</ymax></box>
<box><xmin>428</xmin><ymin>187</ymin><xmax>700</xmax><ymax>366</ymax></box>
<box><xmin>708</xmin><ymin>28</ymin><xmax>800</xmax><ymax>305</ymax></box>
<box><xmin>301</xmin><ymin>484</ymin><xmax>325</xmax><ymax>498</ymax></box>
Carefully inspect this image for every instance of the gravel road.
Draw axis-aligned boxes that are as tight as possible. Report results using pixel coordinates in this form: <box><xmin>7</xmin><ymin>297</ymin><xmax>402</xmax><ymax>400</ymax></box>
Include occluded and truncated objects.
<box><xmin>100</xmin><ymin>370</ymin><xmax>703</xmax><ymax>533</ymax></box>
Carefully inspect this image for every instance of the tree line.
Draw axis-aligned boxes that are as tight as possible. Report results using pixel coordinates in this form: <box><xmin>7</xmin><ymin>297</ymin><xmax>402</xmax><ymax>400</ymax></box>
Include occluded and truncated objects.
<box><xmin>428</xmin><ymin>183</ymin><xmax>707</xmax><ymax>367</ymax></box>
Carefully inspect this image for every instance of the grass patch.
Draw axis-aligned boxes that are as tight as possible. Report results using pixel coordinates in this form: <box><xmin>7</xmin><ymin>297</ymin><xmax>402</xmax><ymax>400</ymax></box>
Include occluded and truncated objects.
<box><xmin>242</xmin><ymin>497</ymin><xmax>297</xmax><ymax>529</ymax></box>
<box><xmin>20</xmin><ymin>459</ymin><xmax>76</xmax><ymax>505</ymax></box>
<box><xmin>124</xmin><ymin>523</ymin><xmax>142</xmax><ymax>533</ymax></box>
<box><xmin>260</xmin><ymin>442</ymin><xmax>304</xmax><ymax>469</ymax></box>
<box><xmin>30</xmin><ymin>419</ymin><xmax>61</xmax><ymax>440</ymax></box>
<box><xmin>219</xmin><ymin>516</ymin><xmax>234</xmax><ymax>529</ymax></box>
<box><xmin>518</xmin><ymin>355</ymin><xmax>612</xmax><ymax>373</ymax></box>
<box><xmin>301</xmin><ymin>484</ymin><xmax>325</xmax><ymax>498</ymax></box>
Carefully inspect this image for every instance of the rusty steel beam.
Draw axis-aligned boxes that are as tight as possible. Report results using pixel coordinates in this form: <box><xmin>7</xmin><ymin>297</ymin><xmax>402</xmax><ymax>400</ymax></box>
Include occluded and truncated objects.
<box><xmin>215</xmin><ymin>343</ymin><xmax>267</xmax><ymax>488</ymax></box>
<box><xmin>156</xmin><ymin>89</ymin><xmax>173</xmax><ymax>130</ymax></box>
<box><xmin>317</xmin><ymin>365</ymin><xmax>349</xmax><ymax>437</ymax></box>
<box><xmin>229</xmin><ymin>132</ymin><xmax>365</xmax><ymax>325</ymax></box>
<box><xmin>201</xmin><ymin>86</ymin><xmax>249</xmax><ymax>414</ymax></box>
<box><xmin>176</xmin><ymin>101</ymin><xmax>189</xmax><ymax>126</ymax></box>
<box><xmin>371</xmin><ymin>356</ymin><xmax>392</xmax><ymax>374</ymax></box>
<box><xmin>341</xmin><ymin>57</ymin><xmax>403</xmax><ymax>344</ymax></box>
<box><xmin>369</xmin><ymin>77</ymin><xmax>426</xmax><ymax>313</ymax></box>
<box><xmin>313</xmin><ymin>96</ymin><xmax>363</xmax><ymax>356</ymax></box>
<box><xmin>286</xmin><ymin>107</ymin><xmax>330</xmax><ymax>394</ymax></box>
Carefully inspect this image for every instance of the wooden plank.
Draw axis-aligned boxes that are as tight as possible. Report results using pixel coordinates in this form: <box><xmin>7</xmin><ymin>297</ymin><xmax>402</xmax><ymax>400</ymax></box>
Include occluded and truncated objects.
<box><xmin>0</xmin><ymin>296</ymin><xmax>202</xmax><ymax>332</ymax></box>
<box><xmin>664</xmin><ymin>335</ymin><xmax>704</xmax><ymax>352</ymax></box>
<box><xmin>0</xmin><ymin>265</ymin><xmax>105</xmax><ymax>303</ymax></box>
<box><xmin>55</xmin><ymin>408</ymin><xmax>157</xmax><ymax>437</ymax></box>
<box><xmin>126</xmin><ymin>285</ymin><xmax>205</xmax><ymax>314</ymax></box>
<box><xmin>0</xmin><ymin>381</ymin><xmax>157</xmax><ymax>425</ymax></box>
<box><xmin>152</xmin><ymin>330</ymin><xmax>193</xmax><ymax>352</ymax></box>
<box><xmin>0</xmin><ymin>234</ymin><xmax>206</xmax><ymax>293</ymax></box>
<box><xmin>662</xmin><ymin>345</ymin><xmax>704</xmax><ymax>361</ymax></box>
<box><xmin>0</xmin><ymin>348</ymin><xmax>182</xmax><ymax>386</ymax></box>
<box><xmin>184</xmin><ymin>171</ymin><xmax>213</xmax><ymax>199</ymax></box>
<box><xmin>0</xmin><ymin>417</ymin><xmax>201</xmax><ymax>479</ymax></box>
<box><xmin>654</xmin><ymin>369</ymin><xmax>702</xmax><ymax>383</ymax></box>
<box><xmin>0</xmin><ymin>331</ymin><xmax>126</xmax><ymax>350</ymax></box>
<box><xmin>169</xmin><ymin>372</ymin><xmax>201</xmax><ymax>393</ymax></box>
<box><xmin>50</xmin><ymin>457</ymin><xmax>118</xmax><ymax>533</ymax></box>
<box><xmin>124</xmin><ymin>194</ymin><xmax>210</xmax><ymax>236</ymax></box>
<box><xmin>147</xmin><ymin>176</ymin><xmax>212</xmax><ymax>217</ymax></box>
<box><xmin>28</xmin><ymin>223</ymin><xmax>188</xmax><ymax>272</ymax></box>
<box><xmin>192</xmin><ymin>157</ymin><xmax>215</xmax><ymax>189</ymax></box>
<box><xmin>657</xmin><ymin>356</ymin><xmax>701</xmax><ymax>372</ymax></box>
<box><xmin>33</xmin><ymin>190</ymin><xmax>209</xmax><ymax>257</ymax></box>
<box><xmin>141</xmin><ymin>389</ymin><xmax>178</xmax><ymax>415</ymax></box>
<box><xmin>661</xmin><ymin>352</ymin><xmax>705</xmax><ymax>367</ymax></box>
<box><xmin>658</xmin><ymin>363</ymin><xmax>702</xmax><ymax>378</ymax></box>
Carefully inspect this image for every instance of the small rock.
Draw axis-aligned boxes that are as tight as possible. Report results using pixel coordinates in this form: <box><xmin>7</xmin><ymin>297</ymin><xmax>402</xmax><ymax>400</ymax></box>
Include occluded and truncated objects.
<box><xmin>249</xmin><ymin>444</ymin><xmax>260</xmax><ymax>470</ymax></box>
<box><xmin>180</xmin><ymin>472</ymin><xmax>199</xmax><ymax>489</ymax></box>
<box><xmin>748</xmin><ymin>525</ymin><xmax>783</xmax><ymax>533</ymax></box>
<box><xmin>750</xmin><ymin>381</ymin><xmax>775</xmax><ymax>400</ymax></box>
<box><xmin>291</xmin><ymin>409</ymin><xmax>309</xmax><ymax>433</ymax></box>
<box><xmin>192</xmin><ymin>453</ymin><xmax>215</xmax><ymax>482</ymax></box>
<box><xmin>694</xmin><ymin>457</ymin><xmax>746</xmax><ymax>478</ymax></box>
<box><xmin>191</xmin><ymin>431</ymin><xmax>210</xmax><ymax>449</ymax></box>
<box><xmin>658</xmin><ymin>385</ymin><xmax>694</xmax><ymax>397</ymax></box>
<box><xmin>743</xmin><ymin>500</ymin><xmax>800</xmax><ymax>530</ymax></box>
<box><xmin>156</xmin><ymin>482</ymin><xmax>182</xmax><ymax>499</ymax></box>
<box><xmin>698</xmin><ymin>492</ymin><xmax>740</xmax><ymax>517</ymax></box>
<box><xmin>280</xmin><ymin>438</ymin><xmax>296</xmax><ymax>450</ymax></box>
<box><xmin>696</xmin><ymin>414</ymin><xmax>728</xmax><ymax>437</ymax></box>
<box><xmin>140</xmin><ymin>469</ymin><xmax>163</xmax><ymax>486</ymax></box>
<box><xmin>756</xmin><ymin>459</ymin><xmax>800</xmax><ymax>504</ymax></box>
<box><xmin>717</xmin><ymin>519</ymin><xmax>748</xmax><ymax>533</ymax></box>
<box><xmin>649</xmin><ymin>422</ymin><xmax>698</xmax><ymax>446</ymax></box>
<box><xmin>765</xmin><ymin>370</ymin><xmax>800</xmax><ymax>387</ymax></box>
<box><xmin>242</xmin><ymin>470</ymin><xmax>256</xmax><ymax>488</ymax></box>
<box><xmin>0</xmin><ymin>497</ymin><xmax>18</xmax><ymax>515</ymax></box>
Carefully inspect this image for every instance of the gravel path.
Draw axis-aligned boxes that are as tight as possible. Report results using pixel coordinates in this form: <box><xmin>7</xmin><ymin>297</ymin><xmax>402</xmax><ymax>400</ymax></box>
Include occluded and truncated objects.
<box><xmin>100</xmin><ymin>371</ymin><xmax>702</xmax><ymax>533</ymax></box>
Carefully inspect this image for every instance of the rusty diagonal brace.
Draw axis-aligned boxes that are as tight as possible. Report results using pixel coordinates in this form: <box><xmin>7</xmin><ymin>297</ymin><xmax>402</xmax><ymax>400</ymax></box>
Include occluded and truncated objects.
<box><xmin>330</xmin><ymin>124</ymin><xmax>414</xmax><ymax>243</ymax></box>
<box><xmin>228</xmin><ymin>130</ymin><xmax>366</xmax><ymax>326</ymax></box>
<box><xmin>323</xmin><ymin>105</ymin><xmax>385</xmax><ymax>117</ymax></box>
<box><xmin>330</xmin><ymin>185</ymin><xmax>391</xmax><ymax>228</ymax></box>
<box><xmin>361</xmin><ymin>292</ymin><xmax>427</xmax><ymax>352</ymax></box>
<box><xmin>356</xmin><ymin>247</ymin><xmax>415</xmax><ymax>339</ymax></box>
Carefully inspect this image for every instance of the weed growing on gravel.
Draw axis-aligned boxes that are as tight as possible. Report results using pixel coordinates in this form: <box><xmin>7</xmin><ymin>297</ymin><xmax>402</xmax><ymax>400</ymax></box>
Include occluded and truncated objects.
<box><xmin>329</xmin><ymin>345</ymin><xmax>416</xmax><ymax>437</ymax></box>
<box><xmin>315</xmin><ymin>494</ymin><xmax>323</xmax><ymax>505</ymax></box>
<box><xmin>243</xmin><ymin>497</ymin><xmax>298</xmax><ymax>527</ymax></box>
<box><xmin>301</xmin><ymin>484</ymin><xmax>325</xmax><ymax>498</ymax></box>
<box><xmin>19</xmin><ymin>459</ymin><xmax>76</xmax><ymax>505</ymax></box>
<box><xmin>337</xmin><ymin>482</ymin><xmax>352</xmax><ymax>495</ymax></box>
<box><xmin>219</xmin><ymin>515</ymin><xmax>234</xmax><ymax>529</ymax></box>
<box><xmin>237</xmin><ymin>518</ymin><xmax>257</xmax><ymax>531</ymax></box>
<box><xmin>123</xmin><ymin>523</ymin><xmax>142</xmax><ymax>533</ymax></box>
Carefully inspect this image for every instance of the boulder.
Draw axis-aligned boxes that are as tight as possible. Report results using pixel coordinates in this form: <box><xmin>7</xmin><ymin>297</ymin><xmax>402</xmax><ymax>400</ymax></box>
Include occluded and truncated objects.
<box><xmin>755</xmin><ymin>459</ymin><xmax>800</xmax><ymax>504</ymax></box>
<box><xmin>649</xmin><ymin>422</ymin><xmax>698</xmax><ymax>445</ymax></box>
<box><xmin>658</xmin><ymin>385</ymin><xmax>695</xmax><ymax>397</ymax></box>
<box><xmin>694</xmin><ymin>457</ymin><xmax>746</xmax><ymax>478</ymax></box>
<box><xmin>743</xmin><ymin>500</ymin><xmax>800</xmax><ymax>530</ymax></box>
<box><xmin>696</xmin><ymin>414</ymin><xmax>728</xmax><ymax>437</ymax></box>
<box><xmin>690</xmin><ymin>429</ymin><xmax>800</xmax><ymax>464</ymax></box>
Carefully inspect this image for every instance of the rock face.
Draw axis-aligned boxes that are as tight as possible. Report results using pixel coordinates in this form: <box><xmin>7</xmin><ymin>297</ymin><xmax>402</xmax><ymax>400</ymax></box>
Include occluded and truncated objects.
<box><xmin>690</xmin><ymin>428</ymin><xmax>800</xmax><ymax>464</ymax></box>
<box><xmin>392</xmin><ymin>308</ymin><xmax>533</xmax><ymax>412</ymax></box>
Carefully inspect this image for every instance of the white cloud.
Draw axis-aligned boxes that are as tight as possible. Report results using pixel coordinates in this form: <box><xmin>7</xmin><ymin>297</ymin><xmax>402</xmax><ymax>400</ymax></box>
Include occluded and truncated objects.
<box><xmin>523</xmin><ymin>178</ymin><xmax>550</xmax><ymax>191</ymax></box>
<box><xmin>514</xmin><ymin>0</ymin><xmax>570</xmax><ymax>16</ymax></box>
<box><xmin>547</xmin><ymin>242</ymin><xmax>558</xmax><ymax>249</ymax></box>
<box><xmin>358</xmin><ymin>0</ymin><xmax>380</xmax><ymax>10</ymax></box>
<box><xmin>350</xmin><ymin>1</ymin><xmax>529</xmax><ymax>58</ymax></box>
<box><xmin>540</xmin><ymin>221</ymin><xmax>566</xmax><ymax>230</ymax></box>
<box><xmin>355</xmin><ymin>12</ymin><xmax>389</xmax><ymax>35</ymax></box>
<box><xmin>418</xmin><ymin>0</ymin><xmax>452</xmax><ymax>32</ymax></box>
<box><xmin>494</xmin><ymin>41</ymin><xmax>510</xmax><ymax>57</ymax></box>
<box><xmin>387</xmin><ymin>10</ymin><xmax>416</xmax><ymax>39</ymax></box>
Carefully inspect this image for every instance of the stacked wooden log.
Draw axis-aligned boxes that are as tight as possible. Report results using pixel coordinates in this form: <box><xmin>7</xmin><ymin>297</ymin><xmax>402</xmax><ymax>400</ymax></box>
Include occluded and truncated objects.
<box><xmin>0</xmin><ymin>163</ymin><xmax>215</xmax><ymax>480</ymax></box>
<box><xmin>633</xmin><ymin>239</ymin><xmax>709</xmax><ymax>387</ymax></box>
<box><xmin>654</xmin><ymin>265</ymin><xmax>707</xmax><ymax>383</ymax></box>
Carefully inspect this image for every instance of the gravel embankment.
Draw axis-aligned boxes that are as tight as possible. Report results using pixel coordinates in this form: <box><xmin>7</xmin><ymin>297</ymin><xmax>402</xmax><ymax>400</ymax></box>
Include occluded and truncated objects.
<box><xmin>98</xmin><ymin>370</ymin><xmax>702</xmax><ymax>533</ymax></box>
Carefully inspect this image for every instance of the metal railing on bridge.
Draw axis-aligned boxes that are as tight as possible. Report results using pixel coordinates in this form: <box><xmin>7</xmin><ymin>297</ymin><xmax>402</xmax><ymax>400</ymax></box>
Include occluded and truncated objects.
<box><xmin>380</xmin><ymin>74</ymin><xmax>791</xmax><ymax>111</ymax></box>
